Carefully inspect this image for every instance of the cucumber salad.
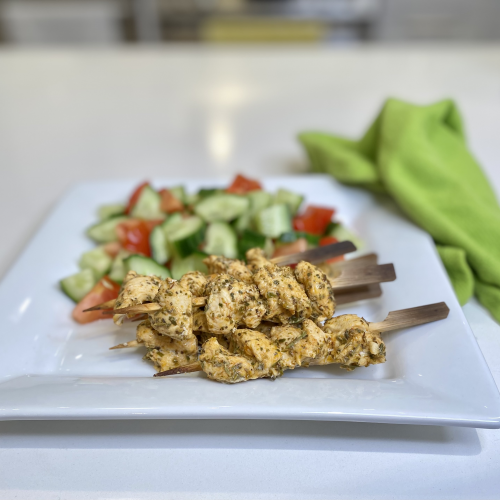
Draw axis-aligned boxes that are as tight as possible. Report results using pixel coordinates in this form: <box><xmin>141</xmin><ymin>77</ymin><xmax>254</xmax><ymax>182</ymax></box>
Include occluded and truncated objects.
<box><xmin>61</xmin><ymin>174</ymin><xmax>360</xmax><ymax>323</ymax></box>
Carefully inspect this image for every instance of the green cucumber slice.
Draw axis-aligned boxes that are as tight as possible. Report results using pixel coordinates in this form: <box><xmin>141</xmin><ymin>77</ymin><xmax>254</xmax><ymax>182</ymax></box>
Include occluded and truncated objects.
<box><xmin>279</xmin><ymin>231</ymin><xmax>320</xmax><ymax>246</ymax></box>
<box><xmin>248</xmin><ymin>190</ymin><xmax>273</xmax><ymax>215</ymax></box>
<box><xmin>78</xmin><ymin>247</ymin><xmax>113</xmax><ymax>280</ymax></box>
<box><xmin>86</xmin><ymin>215</ymin><xmax>129</xmax><ymax>243</ymax></box>
<box><xmin>108</xmin><ymin>249</ymin><xmax>131</xmax><ymax>284</ymax></box>
<box><xmin>131</xmin><ymin>185</ymin><xmax>166</xmax><ymax>220</ymax></box>
<box><xmin>150</xmin><ymin>225</ymin><xmax>170</xmax><ymax>265</ymax></box>
<box><xmin>204</xmin><ymin>222</ymin><xmax>238</xmax><ymax>258</ymax></box>
<box><xmin>60</xmin><ymin>268</ymin><xmax>96</xmax><ymax>303</ymax></box>
<box><xmin>169</xmin><ymin>185</ymin><xmax>186</xmax><ymax>205</ymax></box>
<box><xmin>197</xmin><ymin>188</ymin><xmax>223</xmax><ymax>199</ymax></box>
<box><xmin>254</xmin><ymin>203</ymin><xmax>292</xmax><ymax>238</ymax></box>
<box><xmin>274</xmin><ymin>189</ymin><xmax>304</xmax><ymax>215</ymax></box>
<box><xmin>237</xmin><ymin>229</ymin><xmax>266</xmax><ymax>259</ymax></box>
<box><xmin>124</xmin><ymin>255</ymin><xmax>171</xmax><ymax>279</ymax></box>
<box><xmin>170</xmin><ymin>253</ymin><xmax>208</xmax><ymax>280</ymax></box>
<box><xmin>194</xmin><ymin>194</ymin><xmax>249</xmax><ymax>223</ymax></box>
<box><xmin>166</xmin><ymin>216</ymin><xmax>206</xmax><ymax>258</ymax></box>
<box><xmin>98</xmin><ymin>203</ymin><xmax>126</xmax><ymax>221</ymax></box>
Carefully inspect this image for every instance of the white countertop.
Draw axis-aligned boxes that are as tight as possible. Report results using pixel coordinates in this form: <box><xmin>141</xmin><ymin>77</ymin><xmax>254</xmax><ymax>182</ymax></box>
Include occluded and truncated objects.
<box><xmin>0</xmin><ymin>44</ymin><xmax>499</xmax><ymax>499</ymax></box>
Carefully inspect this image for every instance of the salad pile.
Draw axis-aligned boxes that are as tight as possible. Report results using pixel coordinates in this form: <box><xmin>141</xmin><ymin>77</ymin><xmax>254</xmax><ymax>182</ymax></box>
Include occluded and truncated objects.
<box><xmin>61</xmin><ymin>175</ymin><xmax>357</xmax><ymax>323</ymax></box>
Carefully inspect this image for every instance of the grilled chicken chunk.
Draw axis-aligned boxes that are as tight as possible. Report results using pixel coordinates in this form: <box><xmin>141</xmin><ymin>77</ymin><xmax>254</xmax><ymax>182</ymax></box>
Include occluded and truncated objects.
<box><xmin>252</xmin><ymin>262</ymin><xmax>312</xmax><ymax>324</ymax></box>
<box><xmin>199</xmin><ymin>337</ymin><xmax>254</xmax><ymax>383</ymax></box>
<box><xmin>179</xmin><ymin>271</ymin><xmax>208</xmax><ymax>297</ymax></box>
<box><xmin>295</xmin><ymin>261</ymin><xmax>336</xmax><ymax>323</ymax></box>
<box><xmin>149</xmin><ymin>278</ymin><xmax>193</xmax><ymax>341</ymax></box>
<box><xmin>137</xmin><ymin>320</ymin><xmax>198</xmax><ymax>372</ymax></box>
<box><xmin>203</xmin><ymin>255</ymin><xmax>254</xmax><ymax>284</ymax></box>
<box><xmin>270</xmin><ymin>319</ymin><xmax>328</xmax><ymax>370</ymax></box>
<box><xmin>246</xmin><ymin>247</ymin><xmax>271</xmax><ymax>272</ymax></box>
<box><xmin>113</xmin><ymin>271</ymin><xmax>162</xmax><ymax>325</ymax></box>
<box><xmin>204</xmin><ymin>274</ymin><xmax>266</xmax><ymax>334</ymax></box>
<box><xmin>320</xmin><ymin>314</ymin><xmax>386</xmax><ymax>369</ymax></box>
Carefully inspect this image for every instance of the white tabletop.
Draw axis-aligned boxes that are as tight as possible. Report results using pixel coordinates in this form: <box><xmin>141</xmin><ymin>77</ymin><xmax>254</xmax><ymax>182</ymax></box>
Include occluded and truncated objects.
<box><xmin>0</xmin><ymin>44</ymin><xmax>499</xmax><ymax>499</ymax></box>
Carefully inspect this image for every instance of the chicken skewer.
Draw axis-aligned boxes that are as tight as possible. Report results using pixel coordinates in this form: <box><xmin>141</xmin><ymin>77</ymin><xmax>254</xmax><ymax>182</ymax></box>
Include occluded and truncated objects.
<box><xmin>152</xmin><ymin>302</ymin><xmax>449</xmax><ymax>382</ymax></box>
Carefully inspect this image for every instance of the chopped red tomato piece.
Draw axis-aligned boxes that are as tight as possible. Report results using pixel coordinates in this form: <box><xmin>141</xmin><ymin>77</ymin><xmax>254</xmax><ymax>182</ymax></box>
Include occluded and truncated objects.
<box><xmin>226</xmin><ymin>174</ymin><xmax>262</xmax><ymax>195</ymax></box>
<box><xmin>116</xmin><ymin>219</ymin><xmax>152</xmax><ymax>256</ymax></box>
<box><xmin>125</xmin><ymin>181</ymin><xmax>149</xmax><ymax>215</ymax></box>
<box><xmin>102</xmin><ymin>241</ymin><xmax>122</xmax><ymax>258</ymax></box>
<box><xmin>72</xmin><ymin>276</ymin><xmax>121</xmax><ymax>324</ymax></box>
<box><xmin>159</xmin><ymin>189</ymin><xmax>184</xmax><ymax>213</ymax></box>
<box><xmin>272</xmin><ymin>238</ymin><xmax>308</xmax><ymax>259</ymax></box>
<box><xmin>144</xmin><ymin>219</ymin><xmax>164</xmax><ymax>232</ymax></box>
<box><xmin>319</xmin><ymin>236</ymin><xmax>345</xmax><ymax>264</ymax></box>
<box><xmin>293</xmin><ymin>205</ymin><xmax>335</xmax><ymax>236</ymax></box>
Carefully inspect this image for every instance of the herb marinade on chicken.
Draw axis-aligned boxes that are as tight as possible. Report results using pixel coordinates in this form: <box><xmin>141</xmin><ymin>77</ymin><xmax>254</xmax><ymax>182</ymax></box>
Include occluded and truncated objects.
<box><xmin>110</xmin><ymin>249</ymin><xmax>385</xmax><ymax>381</ymax></box>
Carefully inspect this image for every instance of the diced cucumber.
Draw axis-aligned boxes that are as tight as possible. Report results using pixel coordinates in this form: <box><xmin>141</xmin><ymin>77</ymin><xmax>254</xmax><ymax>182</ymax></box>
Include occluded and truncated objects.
<box><xmin>184</xmin><ymin>192</ymin><xmax>200</xmax><ymax>206</ymax></box>
<box><xmin>166</xmin><ymin>216</ymin><xmax>206</xmax><ymax>258</ymax></box>
<box><xmin>78</xmin><ymin>247</ymin><xmax>113</xmax><ymax>280</ymax></box>
<box><xmin>124</xmin><ymin>255</ymin><xmax>171</xmax><ymax>279</ymax></box>
<box><xmin>98</xmin><ymin>203</ymin><xmax>126</xmax><ymax>221</ymax></box>
<box><xmin>109</xmin><ymin>249</ymin><xmax>131</xmax><ymax>284</ymax></box>
<box><xmin>248</xmin><ymin>190</ymin><xmax>273</xmax><ymax>215</ymax></box>
<box><xmin>264</xmin><ymin>237</ymin><xmax>275</xmax><ymax>258</ymax></box>
<box><xmin>279</xmin><ymin>231</ymin><xmax>320</xmax><ymax>246</ymax></box>
<box><xmin>254</xmin><ymin>203</ymin><xmax>292</xmax><ymax>238</ymax></box>
<box><xmin>274</xmin><ymin>189</ymin><xmax>304</xmax><ymax>215</ymax></box>
<box><xmin>194</xmin><ymin>194</ymin><xmax>249</xmax><ymax>223</ymax></box>
<box><xmin>150</xmin><ymin>225</ymin><xmax>170</xmax><ymax>265</ymax></box>
<box><xmin>326</xmin><ymin>223</ymin><xmax>364</xmax><ymax>249</ymax></box>
<box><xmin>161</xmin><ymin>212</ymin><xmax>183</xmax><ymax>232</ymax></box>
<box><xmin>170</xmin><ymin>253</ymin><xmax>208</xmax><ymax>280</ymax></box>
<box><xmin>60</xmin><ymin>268</ymin><xmax>96</xmax><ymax>303</ymax></box>
<box><xmin>204</xmin><ymin>222</ymin><xmax>238</xmax><ymax>258</ymax></box>
<box><xmin>86</xmin><ymin>215</ymin><xmax>128</xmax><ymax>243</ymax></box>
<box><xmin>197</xmin><ymin>188</ymin><xmax>223</xmax><ymax>199</ymax></box>
<box><xmin>131</xmin><ymin>185</ymin><xmax>166</xmax><ymax>220</ymax></box>
<box><xmin>233</xmin><ymin>212</ymin><xmax>252</xmax><ymax>234</ymax></box>
<box><xmin>237</xmin><ymin>229</ymin><xmax>266</xmax><ymax>260</ymax></box>
<box><xmin>169</xmin><ymin>185</ymin><xmax>186</xmax><ymax>205</ymax></box>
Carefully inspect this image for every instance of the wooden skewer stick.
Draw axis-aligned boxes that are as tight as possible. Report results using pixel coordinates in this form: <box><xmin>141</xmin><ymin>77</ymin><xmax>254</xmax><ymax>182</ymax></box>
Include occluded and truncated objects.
<box><xmin>369</xmin><ymin>302</ymin><xmax>450</xmax><ymax>332</ymax></box>
<box><xmin>271</xmin><ymin>240</ymin><xmax>356</xmax><ymax>266</ymax></box>
<box><xmin>109</xmin><ymin>340</ymin><xmax>141</xmax><ymax>350</ymax></box>
<box><xmin>85</xmin><ymin>296</ymin><xmax>207</xmax><ymax>314</ymax></box>
<box><xmin>84</xmin><ymin>299</ymin><xmax>118</xmax><ymax>312</ymax></box>
<box><xmin>154</xmin><ymin>362</ymin><xmax>202</xmax><ymax>377</ymax></box>
<box><xmin>153</xmin><ymin>302</ymin><xmax>450</xmax><ymax>378</ymax></box>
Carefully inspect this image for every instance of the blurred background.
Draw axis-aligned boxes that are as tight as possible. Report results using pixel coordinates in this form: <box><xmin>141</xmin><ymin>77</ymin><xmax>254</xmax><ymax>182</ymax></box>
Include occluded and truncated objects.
<box><xmin>0</xmin><ymin>0</ymin><xmax>500</xmax><ymax>45</ymax></box>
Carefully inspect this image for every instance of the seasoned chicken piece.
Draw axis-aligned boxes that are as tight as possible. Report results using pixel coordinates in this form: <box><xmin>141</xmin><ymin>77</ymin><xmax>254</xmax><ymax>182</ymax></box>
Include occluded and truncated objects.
<box><xmin>252</xmin><ymin>262</ymin><xmax>312</xmax><ymax>324</ymax></box>
<box><xmin>113</xmin><ymin>272</ymin><xmax>163</xmax><ymax>325</ymax></box>
<box><xmin>229</xmin><ymin>329</ymin><xmax>282</xmax><ymax>378</ymax></box>
<box><xmin>199</xmin><ymin>337</ymin><xmax>255</xmax><ymax>384</ymax></box>
<box><xmin>203</xmin><ymin>255</ymin><xmax>253</xmax><ymax>284</ymax></box>
<box><xmin>270</xmin><ymin>319</ymin><xmax>328</xmax><ymax>370</ymax></box>
<box><xmin>149</xmin><ymin>278</ymin><xmax>193</xmax><ymax>341</ymax></box>
<box><xmin>179</xmin><ymin>271</ymin><xmax>208</xmax><ymax>297</ymax></box>
<box><xmin>193</xmin><ymin>309</ymin><xmax>209</xmax><ymax>332</ymax></box>
<box><xmin>246</xmin><ymin>247</ymin><xmax>271</xmax><ymax>272</ymax></box>
<box><xmin>204</xmin><ymin>274</ymin><xmax>266</xmax><ymax>334</ymax></box>
<box><xmin>137</xmin><ymin>320</ymin><xmax>198</xmax><ymax>372</ymax></box>
<box><xmin>295</xmin><ymin>261</ymin><xmax>336</xmax><ymax>323</ymax></box>
<box><xmin>320</xmin><ymin>314</ymin><xmax>386</xmax><ymax>369</ymax></box>
<box><xmin>253</xmin><ymin>321</ymin><xmax>276</xmax><ymax>337</ymax></box>
<box><xmin>197</xmin><ymin>331</ymin><xmax>229</xmax><ymax>349</ymax></box>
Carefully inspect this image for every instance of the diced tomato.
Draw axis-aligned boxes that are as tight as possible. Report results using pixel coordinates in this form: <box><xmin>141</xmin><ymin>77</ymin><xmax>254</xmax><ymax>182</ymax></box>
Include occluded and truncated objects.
<box><xmin>72</xmin><ymin>276</ymin><xmax>121</xmax><ymax>324</ymax></box>
<box><xmin>319</xmin><ymin>236</ymin><xmax>345</xmax><ymax>264</ymax></box>
<box><xmin>144</xmin><ymin>219</ymin><xmax>164</xmax><ymax>232</ymax></box>
<box><xmin>116</xmin><ymin>219</ymin><xmax>152</xmax><ymax>256</ymax></box>
<box><xmin>272</xmin><ymin>238</ymin><xmax>308</xmax><ymax>259</ymax></box>
<box><xmin>159</xmin><ymin>189</ymin><xmax>184</xmax><ymax>213</ymax></box>
<box><xmin>125</xmin><ymin>181</ymin><xmax>149</xmax><ymax>215</ymax></box>
<box><xmin>226</xmin><ymin>174</ymin><xmax>262</xmax><ymax>195</ymax></box>
<box><xmin>102</xmin><ymin>241</ymin><xmax>122</xmax><ymax>258</ymax></box>
<box><xmin>293</xmin><ymin>205</ymin><xmax>335</xmax><ymax>236</ymax></box>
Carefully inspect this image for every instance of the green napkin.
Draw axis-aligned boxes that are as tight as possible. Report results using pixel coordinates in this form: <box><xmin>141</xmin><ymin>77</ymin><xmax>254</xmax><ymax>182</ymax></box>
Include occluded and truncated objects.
<box><xmin>299</xmin><ymin>98</ymin><xmax>500</xmax><ymax>322</ymax></box>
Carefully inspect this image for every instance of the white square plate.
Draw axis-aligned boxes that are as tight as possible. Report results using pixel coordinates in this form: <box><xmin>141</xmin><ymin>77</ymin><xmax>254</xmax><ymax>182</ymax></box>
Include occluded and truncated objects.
<box><xmin>0</xmin><ymin>175</ymin><xmax>499</xmax><ymax>427</ymax></box>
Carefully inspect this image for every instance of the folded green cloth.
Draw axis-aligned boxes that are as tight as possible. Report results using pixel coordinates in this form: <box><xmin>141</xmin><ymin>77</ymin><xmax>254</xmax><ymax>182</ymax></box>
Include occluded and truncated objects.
<box><xmin>299</xmin><ymin>98</ymin><xmax>500</xmax><ymax>322</ymax></box>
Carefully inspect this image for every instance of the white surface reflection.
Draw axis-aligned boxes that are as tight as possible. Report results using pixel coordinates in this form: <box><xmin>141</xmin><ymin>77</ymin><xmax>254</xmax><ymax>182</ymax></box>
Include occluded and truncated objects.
<box><xmin>208</xmin><ymin>116</ymin><xmax>233</xmax><ymax>166</ymax></box>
